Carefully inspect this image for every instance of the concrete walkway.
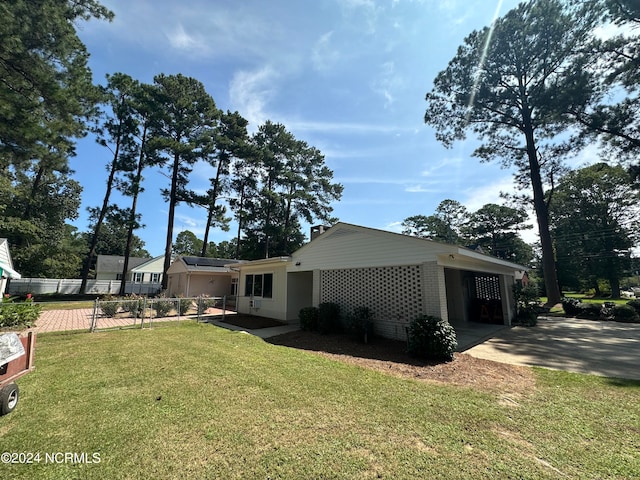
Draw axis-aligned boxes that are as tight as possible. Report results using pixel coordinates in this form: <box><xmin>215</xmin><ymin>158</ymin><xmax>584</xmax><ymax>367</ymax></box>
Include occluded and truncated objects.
<box><xmin>466</xmin><ymin>317</ymin><xmax>640</xmax><ymax>381</ymax></box>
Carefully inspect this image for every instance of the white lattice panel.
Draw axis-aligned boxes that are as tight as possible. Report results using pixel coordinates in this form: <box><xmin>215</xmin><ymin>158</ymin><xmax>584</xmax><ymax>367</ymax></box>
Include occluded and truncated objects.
<box><xmin>320</xmin><ymin>265</ymin><xmax>424</xmax><ymax>339</ymax></box>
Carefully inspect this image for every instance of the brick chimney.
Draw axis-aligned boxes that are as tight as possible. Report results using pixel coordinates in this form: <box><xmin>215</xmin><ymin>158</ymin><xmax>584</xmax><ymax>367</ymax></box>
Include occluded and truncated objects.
<box><xmin>310</xmin><ymin>225</ymin><xmax>330</xmax><ymax>241</ymax></box>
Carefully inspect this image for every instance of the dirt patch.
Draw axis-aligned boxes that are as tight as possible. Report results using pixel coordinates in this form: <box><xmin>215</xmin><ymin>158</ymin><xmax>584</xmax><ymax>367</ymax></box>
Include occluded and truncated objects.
<box><xmin>267</xmin><ymin>330</ymin><xmax>535</xmax><ymax>395</ymax></box>
<box><xmin>221</xmin><ymin>314</ymin><xmax>286</xmax><ymax>330</ymax></box>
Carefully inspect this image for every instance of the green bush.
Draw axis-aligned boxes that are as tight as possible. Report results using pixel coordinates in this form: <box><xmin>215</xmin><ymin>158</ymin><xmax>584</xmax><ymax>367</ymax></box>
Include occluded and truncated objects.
<box><xmin>0</xmin><ymin>295</ymin><xmax>41</xmax><ymax>328</ymax></box>
<box><xmin>177</xmin><ymin>295</ymin><xmax>193</xmax><ymax>315</ymax></box>
<box><xmin>120</xmin><ymin>294</ymin><xmax>144</xmax><ymax>318</ymax></box>
<box><xmin>612</xmin><ymin>305</ymin><xmax>640</xmax><ymax>323</ymax></box>
<box><xmin>196</xmin><ymin>295</ymin><xmax>215</xmax><ymax>315</ymax></box>
<box><xmin>100</xmin><ymin>295</ymin><xmax>120</xmax><ymax>317</ymax></box>
<box><xmin>299</xmin><ymin>307</ymin><xmax>318</xmax><ymax>331</ymax></box>
<box><xmin>513</xmin><ymin>283</ymin><xmax>539</xmax><ymax>326</ymax></box>
<box><xmin>407</xmin><ymin>315</ymin><xmax>457</xmax><ymax>362</ymax></box>
<box><xmin>152</xmin><ymin>297</ymin><xmax>173</xmax><ymax>318</ymax></box>
<box><xmin>627</xmin><ymin>299</ymin><xmax>640</xmax><ymax>315</ymax></box>
<box><xmin>318</xmin><ymin>302</ymin><xmax>341</xmax><ymax>334</ymax></box>
<box><xmin>577</xmin><ymin>302</ymin><xmax>602</xmax><ymax>320</ymax></box>
<box><xmin>346</xmin><ymin>306</ymin><xmax>374</xmax><ymax>342</ymax></box>
<box><xmin>561</xmin><ymin>298</ymin><xmax>582</xmax><ymax>316</ymax></box>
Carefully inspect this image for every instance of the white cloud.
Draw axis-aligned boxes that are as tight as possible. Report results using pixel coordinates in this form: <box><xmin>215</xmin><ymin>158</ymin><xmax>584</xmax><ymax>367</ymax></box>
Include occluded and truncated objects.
<box><xmin>371</xmin><ymin>61</ymin><xmax>403</xmax><ymax>109</ymax></box>
<box><xmin>420</xmin><ymin>156</ymin><xmax>463</xmax><ymax>177</ymax></box>
<box><xmin>405</xmin><ymin>185</ymin><xmax>434</xmax><ymax>193</ymax></box>
<box><xmin>229</xmin><ymin>66</ymin><xmax>279</xmax><ymax>131</ymax></box>
<box><xmin>312</xmin><ymin>31</ymin><xmax>342</xmax><ymax>73</ymax></box>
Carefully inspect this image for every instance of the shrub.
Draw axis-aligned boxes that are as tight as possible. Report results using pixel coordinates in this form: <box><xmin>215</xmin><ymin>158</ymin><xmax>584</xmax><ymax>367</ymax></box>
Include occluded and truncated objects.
<box><xmin>513</xmin><ymin>283</ymin><xmax>539</xmax><ymax>326</ymax></box>
<box><xmin>299</xmin><ymin>307</ymin><xmax>318</xmax><ymax>331</ymax></box>
<box><xmin>407</xmin><ymin>315</ymin><xmax>457</xmax><ymax>362</ymax></box>
<box><xmin>346</xmin><ymin>306</ymin><xmax>374</xmax><ymax>342</ymax></box>
<box><xmin>196</xmin><ymin>295</ymin><xmax>215</xmax><ymax>315</ymax></box>
<box><xmin>100</xmin><ymin>295</ymin><xmax>120</xmax><ymax>317</ymax></box>
<box><xmin>612</xmin><ymin>305</ymin><xmax>640</xmax><ymax>323</ymax></box>
<box><xmin>176</xmin><ymin>295</ymin><xmax>193</xmax><ymax>315</ymax></box>
<box><xmin>152</xmin><ymin>297</ymin><xmax>173</xmax><ymax>318</ymax></box>
<box><xmin>121</xmin><ymin>294</ymin><xmax>145</xmax><ymax>318</ymax></box>
<box><xmin>627</xmin><ymin>299</ymin><xmax>640</xmax><ymax>315</ymax></box>
<box><xmin>577</xmin><ymin>302</ymin><xmax>602</xmax><ymax>320</ymax></box>
<box><xmin>317</xmin><ymin>302</ymin><xmax>341</xmax><ymax>334</ymax></box>
<box><xmin>0</xmin><ymin>295</ymin><xmax>41</xmax><ymax>328</ymax></box>
<box><xmin>561</xmin><ymin>298</ymin><xmax>582</xmax><ymax>316</ymax></box>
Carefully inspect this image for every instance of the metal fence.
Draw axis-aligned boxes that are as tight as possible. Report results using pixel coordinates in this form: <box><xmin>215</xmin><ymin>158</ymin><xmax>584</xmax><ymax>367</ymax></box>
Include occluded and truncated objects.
<box><xmin>8</xmin><ymin>278</ymin><xmax>162</xmax><ymax>296</ymax></box>
<box><xmin>89</xmin><ymin>296</ymin><xmax>235</xmax><ymax>332</ymax></box>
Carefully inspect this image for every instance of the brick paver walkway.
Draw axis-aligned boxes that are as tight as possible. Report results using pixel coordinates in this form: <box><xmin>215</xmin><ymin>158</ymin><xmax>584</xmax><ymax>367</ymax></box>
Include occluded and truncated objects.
<box><xmin>33</xmin><ymin>308</ymin><xmax>234</xmax><ymax>333</ymax></box>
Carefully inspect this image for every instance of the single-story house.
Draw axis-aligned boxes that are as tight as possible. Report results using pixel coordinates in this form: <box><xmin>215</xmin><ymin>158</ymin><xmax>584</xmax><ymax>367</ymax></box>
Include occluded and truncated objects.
<box><xmin>166</xmin><ymin>257</ymin><xmax>243</xmax><ymax>298</ymax></box>
<box><xmin>0</xmin><ymin>239</ymin><xmax>21</xmax><ymax>295</ymax></box>
<box><xmin>233</xmin><ymin>223</ymin><xmax>529</xmax><ymax>341</ymax></box>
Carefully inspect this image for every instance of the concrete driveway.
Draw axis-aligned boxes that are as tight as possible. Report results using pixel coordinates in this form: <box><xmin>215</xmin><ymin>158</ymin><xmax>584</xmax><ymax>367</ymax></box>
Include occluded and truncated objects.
<box><xmin>465</xmin><ymin>317</ymin><xmax>640</xmax><ymax>381</ymax></box>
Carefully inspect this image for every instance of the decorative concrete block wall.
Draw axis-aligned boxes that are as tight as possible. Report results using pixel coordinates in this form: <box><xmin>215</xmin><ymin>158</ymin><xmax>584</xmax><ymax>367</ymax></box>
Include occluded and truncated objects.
<box><xmin>320</xmin><ymin>265</ymin><xmax>423</xmax><ymax>340</ymax></box>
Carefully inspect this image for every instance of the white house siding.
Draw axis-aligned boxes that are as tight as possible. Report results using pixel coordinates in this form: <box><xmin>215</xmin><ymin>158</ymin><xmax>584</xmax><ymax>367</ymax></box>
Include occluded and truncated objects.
<box><xmin>290</xmin><ymin>225</ymin><xmax>446</xmax><ymax>271</ymax></box>
<box><xmin>237</xmin><ymin>262</ymin><xmax>289</xmax><ymax>322</ymax></box>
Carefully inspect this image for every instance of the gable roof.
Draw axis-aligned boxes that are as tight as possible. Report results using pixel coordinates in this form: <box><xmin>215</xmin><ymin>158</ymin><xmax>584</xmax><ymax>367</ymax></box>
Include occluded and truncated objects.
<box><xmin>129</xmin><ymin>255</ymin><xmax>165</xmax><ymax>273</ymax></box>
<box><xmin>292</xmin><ymin>222</ymin><xmax>528</xmax><ymax>272</ymax></box>
<box><xmin>96</xmin><ymin>255</ymin><xmax>150</xmax><ymax>273</ymax></box>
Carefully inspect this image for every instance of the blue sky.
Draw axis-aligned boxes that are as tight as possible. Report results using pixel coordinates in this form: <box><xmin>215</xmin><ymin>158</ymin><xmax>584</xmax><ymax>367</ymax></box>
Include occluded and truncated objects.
<box><xmin>71</xmin><ymin>0</ymin><xmax>595</xmax><ymax>257</ymax></box>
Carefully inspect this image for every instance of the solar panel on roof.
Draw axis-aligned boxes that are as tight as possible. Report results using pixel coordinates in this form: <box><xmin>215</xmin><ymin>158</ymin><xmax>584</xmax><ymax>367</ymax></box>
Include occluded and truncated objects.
<box><xmin>181</xmin><ymin>257</ymin><xmax>239</xmax><ymax>267</ymax></box>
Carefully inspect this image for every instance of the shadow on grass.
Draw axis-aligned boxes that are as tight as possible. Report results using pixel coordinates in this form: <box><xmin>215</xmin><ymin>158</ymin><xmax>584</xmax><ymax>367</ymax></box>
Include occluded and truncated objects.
<box><xmin>266</xmin><ymin>330</ymin><xmax>442</xmax><ymax>367</ymax></box>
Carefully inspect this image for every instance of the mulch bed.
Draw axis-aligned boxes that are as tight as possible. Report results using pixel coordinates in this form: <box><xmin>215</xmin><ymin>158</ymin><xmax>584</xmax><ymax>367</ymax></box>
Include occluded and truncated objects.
<box><xmin>267</xmin><ymin>330</ymin><xmax>536</xmax><ymax>395</ymax></box>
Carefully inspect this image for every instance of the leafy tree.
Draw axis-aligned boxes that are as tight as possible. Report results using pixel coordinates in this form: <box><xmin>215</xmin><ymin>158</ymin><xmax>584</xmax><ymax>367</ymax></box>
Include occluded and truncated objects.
<box><xmin>401</xmin><ymin>200</ymin><xmax>468</xmax><ymax>244</ymax></box>
<box><xmin>215</xmin><ymin>240</ymin><xmax>238</xmax><ymax>259</ymax></box>
<box><xmin>570</xmin><ymin>1</ymin><xmax>640</xmax><ymax>180</ymax></box>
<box><xmin>147</xmin><ymin>74</ymin><xmax>219</xmax><ymax>288</ymax></box>
<box><xmin>173</xmin><ymin>230</ymin><xmax>213</xmax><ymax>257</ymax></box>
<box><xmin>232</xmin><ymin>121</ymin><xmax>342</xmax><ymax>259</ymax></box>
<box><xmin>424</xmin><ymin>0</ymin><xmax>603</xmax><ymax>305</ymax></box>
<box><xmin>1</xmin><ymin>167</ymin><xmax>83</xmax><ymax>277</ymax></box>
<box><xmin>464</xmin><ymin>203</ymin><xmax>533</xmax><ymax>264</ymax></box>
<box><xmin>82</xmin><ymin>207</ymin><xmax>149</xmax><ymax>259</ymax></box>
<box><xmin>549</xmin><ymin>163</ymin><xmax>639</xmax><ymax>297</ymax></box>
<box><xmin>0</xmin><ymin>0</ymin><xmax>113</xmax><ymax>162</ymax></box>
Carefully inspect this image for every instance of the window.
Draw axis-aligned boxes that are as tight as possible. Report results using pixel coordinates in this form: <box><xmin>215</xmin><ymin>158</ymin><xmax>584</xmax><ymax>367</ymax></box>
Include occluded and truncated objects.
<box><xmin>231</xmin><ymin>278</ymin><xmax>238</xmax><ymax>296</ymax></box>
<box><xmin>244</xmin><ymin>273</ymin><xmax>273</xmax><ymax>298</ymax></box>
<box><xmin>151</xmin><ymin>273</ymin><xmax>160</xmax><ymax>283</ymax></box>
<box><xmin>134</xmin><ymin>272</ymin><xmax>143</xmax><ymax>283</ymax></box>
<box><xmin>116</xmin><ymin>273</ymin><xmax>123</xmax><ymax>281</ymax></box>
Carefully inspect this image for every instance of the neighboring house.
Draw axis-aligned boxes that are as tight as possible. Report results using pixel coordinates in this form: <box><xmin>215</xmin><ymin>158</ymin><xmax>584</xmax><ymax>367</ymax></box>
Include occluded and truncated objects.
<box><xmin>233</xmin><ymin>222</ymin><xmax>529</xmax><ymax>341</ymax></box>
<box><xmin>166</xmin><ymin>257</ymin><xmax>243</xmax><ymax>298</ymax></box>
<box><xmin>0</xmin><ymin>239</ymin><xmax>21</xmax><ymax>295</ymax></box>
<box><xmin>95</xmin><ymin>255</ymin><xmax>151</xmax><ymax>281</ymax></box>
<box><xmin>129</xmin><ymin>256</ymin><xmax>165</xmax><ymax>284</ymax></box>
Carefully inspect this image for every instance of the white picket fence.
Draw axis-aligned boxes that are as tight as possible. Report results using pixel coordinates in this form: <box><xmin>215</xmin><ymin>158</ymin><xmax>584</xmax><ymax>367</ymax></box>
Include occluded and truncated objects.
<box><xmin>8</xmin><ymin>278</ymin><xmax>162</xmax><ymax>296</ymax></box>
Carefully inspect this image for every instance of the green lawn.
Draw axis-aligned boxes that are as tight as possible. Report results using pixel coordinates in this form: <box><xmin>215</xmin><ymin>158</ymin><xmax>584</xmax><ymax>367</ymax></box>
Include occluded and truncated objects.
<box><xmin>1</xmin><ymin>323</ymin><xmax>639</xmax><ymax>479</ymax></box>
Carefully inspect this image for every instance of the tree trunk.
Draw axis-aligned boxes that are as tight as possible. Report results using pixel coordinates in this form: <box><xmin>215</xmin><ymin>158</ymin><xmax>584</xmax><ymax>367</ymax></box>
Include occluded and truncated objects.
<box><xmin>200</xmin><ymin>156</ymin><xmax>224</xmax><ymax>257</ymax></box>
<box><xmin>80</xmin><ymin>138</ymin><xmax>122</xmax><ymax>294</ymax></box>
<box><xmin>161</xmin><ymin>152</ymin><xmax>180</xmax><ymax>290</ymax></box>
<box><xmin>119</xmin><ymin>124</ymin><xmax>147</xmax><ymax>296</ymax></box>
<box><xmin>522</xmin><ymin>116</ymin><xmax>562</xmax><ymax>306</ymax></box>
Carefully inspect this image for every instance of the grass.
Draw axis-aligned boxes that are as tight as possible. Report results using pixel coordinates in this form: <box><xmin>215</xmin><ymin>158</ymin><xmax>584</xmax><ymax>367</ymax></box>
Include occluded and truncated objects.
<box><xmin>1</xmin><ymin>322</ymin><xmax>639</xmax><ymax>479</ymax></box>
